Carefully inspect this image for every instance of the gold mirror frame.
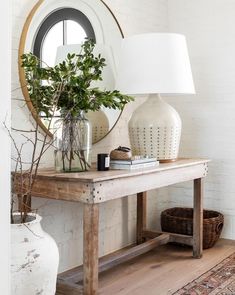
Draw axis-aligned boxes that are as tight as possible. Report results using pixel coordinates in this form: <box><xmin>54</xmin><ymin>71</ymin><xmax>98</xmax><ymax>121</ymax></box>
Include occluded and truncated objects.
<box><xmin>18</xmin><ymin>0</ymin><xmax>124</xmax><ymax>142</ymax></box>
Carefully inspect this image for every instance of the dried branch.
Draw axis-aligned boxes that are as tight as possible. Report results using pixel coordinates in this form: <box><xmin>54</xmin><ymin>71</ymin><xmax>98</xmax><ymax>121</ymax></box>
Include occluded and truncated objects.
<box><xmin>11</xmin><ymin>127</ymin><xmax>36</xmax><ymax>133</ymax></box>
<box><xmin>7</xmin><ymin>86</ymin><xmax>61</xmax><ymax>223</ymax></box>
<box><xmin>4</xmin><ymin>121</ymin><xmax>26</xmax><ymax>223</ymax></box>
<box><xmin>12</xmin><ymin>84</ymin><xmax>27</xmax><ymax>92</ymax></box>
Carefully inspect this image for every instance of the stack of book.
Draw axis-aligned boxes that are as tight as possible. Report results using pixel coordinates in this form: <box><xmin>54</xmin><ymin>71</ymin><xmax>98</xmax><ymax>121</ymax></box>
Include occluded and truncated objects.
<box><xmin>110</xmin><ymin>157</ymin><xmax>159</xmax><ymax>170</ymax></box>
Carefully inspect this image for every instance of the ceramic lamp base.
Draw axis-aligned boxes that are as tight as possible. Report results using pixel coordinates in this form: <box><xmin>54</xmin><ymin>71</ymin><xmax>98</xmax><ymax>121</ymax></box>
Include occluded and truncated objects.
<box><xmin>87</xmin><ymin>109</ymin><xmax>109</xmax><ymax>143</ymax></box>
<box><xmin>128</xmin><ymin>94</ymin><xmax>182</xmax><ymax>161</ymax></box>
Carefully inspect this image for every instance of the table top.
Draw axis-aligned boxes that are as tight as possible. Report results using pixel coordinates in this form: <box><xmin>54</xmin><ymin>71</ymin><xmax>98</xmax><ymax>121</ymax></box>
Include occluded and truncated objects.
<box><xmin>14</xmin><ymin>158</ymin><xmax>210</xmax><ymax>203</ymax></box>
<box><xmin>36</xmin><ymin>158</ymin><xmax>210</xmax><ymax>183</ymax></box>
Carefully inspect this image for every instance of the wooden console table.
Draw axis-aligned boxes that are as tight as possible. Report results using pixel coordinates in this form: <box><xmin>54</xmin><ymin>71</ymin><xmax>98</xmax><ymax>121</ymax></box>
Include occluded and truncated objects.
<box><xmin>19</xmin><ymin>158</ymin><xmax>209</xmax><ymax>295</ymax></box>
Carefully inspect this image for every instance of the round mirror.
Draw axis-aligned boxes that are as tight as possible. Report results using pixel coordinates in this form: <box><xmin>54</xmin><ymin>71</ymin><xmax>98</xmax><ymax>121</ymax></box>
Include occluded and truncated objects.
<box><xmin>18</xmin><ymin>0</ymin><xmax>124</xmax><ymax>144</ymax></box>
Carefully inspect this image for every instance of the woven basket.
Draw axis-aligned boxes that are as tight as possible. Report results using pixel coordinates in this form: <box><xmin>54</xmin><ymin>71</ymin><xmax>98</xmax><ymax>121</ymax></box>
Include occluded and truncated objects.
<box><xmin>161</xmin><ymin>207</ymin><xmax>224</xmax><ymax>249</ymax></box>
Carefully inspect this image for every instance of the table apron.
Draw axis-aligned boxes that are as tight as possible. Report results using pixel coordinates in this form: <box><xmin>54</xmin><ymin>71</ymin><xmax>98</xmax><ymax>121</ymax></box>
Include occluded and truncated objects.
<box><xmin>28</xmin><ymin>163</ymin><xmax>208</xmax><ymax>203</ymax></box>
<box><xmin>91</xmin><ymin>163</ymin><xmax>207</xmax><ymax>203</ymax></box>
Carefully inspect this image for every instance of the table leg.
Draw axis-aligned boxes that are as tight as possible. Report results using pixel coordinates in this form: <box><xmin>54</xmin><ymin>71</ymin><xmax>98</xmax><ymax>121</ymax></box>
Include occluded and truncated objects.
<box><xmin>136</xmin><ymin>192</ymin><xmax>147</xmax><ymax>244</ymax></box>
<box><xmin>193</xmin><ymin>178</ymin><xmax>203</xmax><ymax>258</ymax></box>
<box><xmin>83</xmin><ymin>203</ymin><xmax>99</xmax><ymax>295</ymax></box>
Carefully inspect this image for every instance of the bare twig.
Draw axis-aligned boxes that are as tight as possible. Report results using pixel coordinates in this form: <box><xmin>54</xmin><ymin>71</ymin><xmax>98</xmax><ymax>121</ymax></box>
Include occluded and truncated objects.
<box><xmin>11</xmin><ymin>127</ymin><xmax>36</xmax><ymax>133</ymax></box>
<box><xmin>12</xmin><ymin>98</ymin><xmax>32</xmax><ymax>102</ymax></box>
<box><xmin>6</xmin><ymin>85</ymin><xmax>62</xmax><ymax>223</ymax></box>
<box><xmin>11</xmin><ymin>84</ymin><xmax>27</xmax><ymax>92</ymax></box>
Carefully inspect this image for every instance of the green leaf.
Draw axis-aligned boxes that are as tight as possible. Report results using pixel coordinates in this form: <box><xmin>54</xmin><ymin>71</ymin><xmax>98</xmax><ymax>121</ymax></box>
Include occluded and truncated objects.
<box><xmin>21</xmin><ymin>39</ymin><xmax>134</xmax><ymax>118</ymax></box>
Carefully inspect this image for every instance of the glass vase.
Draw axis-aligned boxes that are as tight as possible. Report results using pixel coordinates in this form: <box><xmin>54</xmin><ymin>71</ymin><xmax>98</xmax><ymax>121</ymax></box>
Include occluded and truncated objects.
<box><xmin>54</xmin><ymin>111</ymin><xmax>92</xmax><ymax>172</ymax></box>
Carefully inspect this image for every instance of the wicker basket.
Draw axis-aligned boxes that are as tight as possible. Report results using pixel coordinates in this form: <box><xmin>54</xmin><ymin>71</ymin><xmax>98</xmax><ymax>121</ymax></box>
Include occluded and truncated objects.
<box><xmin>161</xmin><ymin>207</ymin><xmax>224</xmax><ymax>249</ymax></box>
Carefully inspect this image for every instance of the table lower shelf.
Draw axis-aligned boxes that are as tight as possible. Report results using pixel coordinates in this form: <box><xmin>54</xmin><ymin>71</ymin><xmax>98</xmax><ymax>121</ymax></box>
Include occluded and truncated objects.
<box><xmin>57</xmin><ymin>231</ymin><xmax>193</xmax><ymax>294</ymax></box>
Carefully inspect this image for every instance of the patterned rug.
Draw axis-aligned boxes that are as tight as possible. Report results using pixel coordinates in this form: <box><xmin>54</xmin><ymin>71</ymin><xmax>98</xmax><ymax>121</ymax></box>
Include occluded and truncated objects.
<box><xmin>173</xmin><ymin>253</ymin><xmax>235</xmax><ymax>295</ymax></box>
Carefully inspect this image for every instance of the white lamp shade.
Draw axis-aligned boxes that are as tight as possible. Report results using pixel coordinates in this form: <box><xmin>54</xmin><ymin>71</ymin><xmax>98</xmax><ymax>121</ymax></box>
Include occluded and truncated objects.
<box><xmin>116</xmin><ymin>33</ymin><xmax>195</xmax><ymax>95</ymax></box>
<box><xmin>55</xmin><ymin>44</ymin><xmax>116</xmax><ymax>91</ymax></box>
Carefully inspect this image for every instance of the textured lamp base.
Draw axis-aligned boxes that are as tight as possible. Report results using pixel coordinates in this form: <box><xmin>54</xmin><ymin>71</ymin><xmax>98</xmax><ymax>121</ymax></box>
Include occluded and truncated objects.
<box><xmin>87</xmin><ymin>109</ymin><xmax>109</xmax><ymax>143</ymax></box>
<box><xmin>128</xmin><ymin>94</ymin><xmax>182</xmax><ymax>161</ymax></box>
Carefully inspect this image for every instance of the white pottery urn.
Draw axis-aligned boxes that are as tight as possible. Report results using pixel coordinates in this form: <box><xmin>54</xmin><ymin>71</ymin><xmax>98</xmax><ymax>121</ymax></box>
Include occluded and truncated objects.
<box><xmin>11</xmin><ymin>213</ymin><xmax>59</xmax><ymax>295</ymax></box>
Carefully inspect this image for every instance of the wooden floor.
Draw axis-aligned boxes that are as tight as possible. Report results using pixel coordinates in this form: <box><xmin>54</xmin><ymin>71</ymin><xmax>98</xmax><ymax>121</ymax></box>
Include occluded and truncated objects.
<box><xmin>57</xmin><ymin>239</ymin><xmax>235</xmax><ymax>295</ymax></box>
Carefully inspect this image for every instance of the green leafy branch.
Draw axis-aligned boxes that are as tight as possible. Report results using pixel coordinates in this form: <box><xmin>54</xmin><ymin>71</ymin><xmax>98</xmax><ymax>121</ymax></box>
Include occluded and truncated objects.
<box><xmin>21</xmin><ymin>39</ymin><xmax>134</xmax><ymax>118</ymax></box>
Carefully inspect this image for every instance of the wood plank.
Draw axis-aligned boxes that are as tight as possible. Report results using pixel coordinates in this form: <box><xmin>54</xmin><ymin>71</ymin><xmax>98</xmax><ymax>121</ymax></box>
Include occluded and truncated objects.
<box><xmin>61</xmin><ymin>234</ymin><xmax>170</xmax><ymax>286</ymax></box>
<box><xmin>14</xmin><ymin>179</ymin><xmax>92</xmax><ymax>203</ymax></box>
<box><xmin>170</xmin><ymin>234</ymin><xmax>193</xmax><ymax>246</ymax></box>
<box><xmin>14</xmin><ymin>159</ymin><xmax>209</xmax><ymax>204</ymax></box>
<box><xmin>98</xmin><ymin>239</ymin><xmax>235</xmax><ymax>295</ymax></box>
<box><xmin>58</xmin><ymin>245</ymin><xmax>136</xmax><ymax>284</ymax></box>
<box><xmin>142</xmin><ymin>230</ymin><xmax>193</xmax><ymax>246</ymax></box>
<box><xmin>32</xmin><ymin>158</ymin><xmax>210</xmax><ymax>182</ymax></box>
<box><xmin>56</xmin><ymin>278</ymin><xmax>82</xmax><ymax>295</ymax></box>
<box><xmin>83</xmin><ymin>204</ymin><xmax>99</xmax><ymax>295</ymax></box>
<box><xmin>90</xmin><ymin>162</ymin><xmax>208</xmax><ymax>203</ymax></box>
<box><xmin>98</xmin><ymin>234</ymin><xmax>170</xmax><ymax>273</ymax></box>
<box><xmin>193</xmin><ymin>178</ymin><xmax>203</xmax><ymax>258</ymax></box>
<box><xmin>136</xmin><ymin>192</ymin><xmax>147</xmax><ymax>244</ymax></box>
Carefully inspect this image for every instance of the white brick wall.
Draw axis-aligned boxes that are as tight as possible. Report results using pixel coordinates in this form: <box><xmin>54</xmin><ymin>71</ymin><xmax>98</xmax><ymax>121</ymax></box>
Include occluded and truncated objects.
<box><xmin>12</xmin><ymin>0</ymin><xmax>168</xmax><ymax>272</ymax></box>
<box><xmin>167</xmin><ymin>0</ymin><xmax>235</xmax><ymax>239</ymax></box>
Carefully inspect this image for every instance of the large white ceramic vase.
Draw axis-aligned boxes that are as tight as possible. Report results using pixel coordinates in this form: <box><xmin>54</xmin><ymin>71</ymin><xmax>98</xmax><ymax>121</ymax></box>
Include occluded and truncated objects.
<box><xmin>11</xmin><ymin>213</ymin><xmax>59</xmax><ymax>295</ymax></box>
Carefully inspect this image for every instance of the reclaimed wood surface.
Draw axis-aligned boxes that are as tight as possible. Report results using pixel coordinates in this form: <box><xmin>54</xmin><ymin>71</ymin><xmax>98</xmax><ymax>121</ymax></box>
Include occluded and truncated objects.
<box><xmin>83</xmin><ymin>204</ymin><xmax>99</xmax><ymax>295</ymax></box>
<box><xmin>33</xmin><ymin>158</ymin><xmax>209</xmax><ymax>182</ymax></box>
<box><xmin>136</xmin><ymin>192</ymin><xmax>147</xmax><ymax>244</ymax></box>
<box><xmin>193</xmin><ymin>178</ymin><xmax>204</xmax><ymax>258</ymax></box>
<box><xmin>15</xmin><ymin>158</ymin><xmax>209</xmax><ymax>204</ymax></box>
<box><xmin>142</xmin><ymin>230</ymin><xmax>193</xmax><ymax>246</ymax></box>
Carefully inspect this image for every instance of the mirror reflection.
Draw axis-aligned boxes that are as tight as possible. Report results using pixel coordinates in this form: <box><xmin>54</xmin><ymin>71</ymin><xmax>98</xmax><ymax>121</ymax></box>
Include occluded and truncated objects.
<box><xmin>54</xmin><ymin>42</ymin><xmax>121</xmax><ymax>143</ymax></box>
<box><xmin>42</xmin><ymin>20</ymin><xmax>87</xmax><ymax>67</ymax></box>
<box><xmin>19</xmin><ymin>0</ymin><xmax>123</xmax><ymax>143</ymax></box>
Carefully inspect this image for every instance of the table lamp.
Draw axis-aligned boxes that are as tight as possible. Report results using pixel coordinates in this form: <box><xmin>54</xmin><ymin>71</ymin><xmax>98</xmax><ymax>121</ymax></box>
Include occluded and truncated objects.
<box><xmin>116</xmin><ymin>33</ymin><xmax>195</xmax><ymax>162</ymax></box>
